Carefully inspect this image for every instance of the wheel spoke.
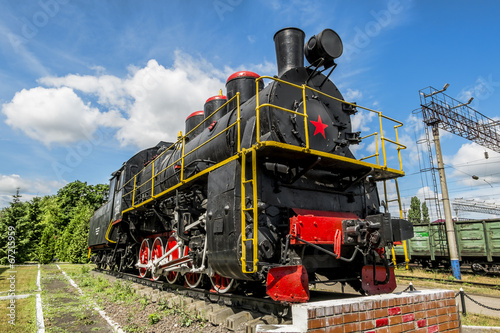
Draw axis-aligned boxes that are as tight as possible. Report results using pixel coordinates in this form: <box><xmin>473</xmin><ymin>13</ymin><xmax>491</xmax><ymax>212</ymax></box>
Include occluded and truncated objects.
<box><xmin>183</xmin><ymin>245</ymin><xmax>202</xmax><ymax>288</ymax></box>
<box><xmin>138</xmin><ymin>239</ymin><xmax>151</xmax><ymax>278</ymax></box>
<box><xmin>210</xmin><ymin>273</ymin><xmax>235</xmax><ymax>293</ymax></box>
<box><xmin>151</xmin><ymin>237</ymin><xmax>164</xmax><ymax>281</ymax></box>
<box><xmin>165</xmin><ymin>236</ymin><xmax>181</xmax><ymax>284</ymax></box>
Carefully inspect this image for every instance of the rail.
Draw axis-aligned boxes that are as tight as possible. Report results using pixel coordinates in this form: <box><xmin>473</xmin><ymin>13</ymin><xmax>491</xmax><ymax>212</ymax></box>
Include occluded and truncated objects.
<box><xmin>118</xmin><ymin>76</ymin><xmax>407</xmax><ymax>274</ymax></box>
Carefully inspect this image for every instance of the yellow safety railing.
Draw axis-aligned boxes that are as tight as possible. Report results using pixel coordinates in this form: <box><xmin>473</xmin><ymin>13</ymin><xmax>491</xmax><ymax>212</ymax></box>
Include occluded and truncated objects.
<box><xmin>117</xmin><ymin>76</ymin><xmax>407</xmax><ymax>274</ymax></box>
<box><xmin>121</xmin><ymin>93</ymin><xmax>242</xmax><ymax>213</ymax></box>
<box><xmin>254</xmin><ymin>77</ymin><xmax>406</xmax><ymax>171</ymax></box>
<box><xmin>359</xmin><ymin>132</ymin><xmax>379</xmax><ymax>164</ymax></box>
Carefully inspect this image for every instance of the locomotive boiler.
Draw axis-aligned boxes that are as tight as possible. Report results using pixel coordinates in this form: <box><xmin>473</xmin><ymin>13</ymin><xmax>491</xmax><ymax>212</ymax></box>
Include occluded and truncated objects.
<box><xmin>88</xmin><ymin>27</ymin><xmax>413</xmax><ymax>302</ymax></box>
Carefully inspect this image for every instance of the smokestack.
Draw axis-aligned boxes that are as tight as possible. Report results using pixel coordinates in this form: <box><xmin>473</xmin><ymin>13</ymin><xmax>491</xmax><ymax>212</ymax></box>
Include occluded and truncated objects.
<box><xmin>273</xmin><ymin>27</ymin><xmax>305</xmax><ymax>77</ymax></box>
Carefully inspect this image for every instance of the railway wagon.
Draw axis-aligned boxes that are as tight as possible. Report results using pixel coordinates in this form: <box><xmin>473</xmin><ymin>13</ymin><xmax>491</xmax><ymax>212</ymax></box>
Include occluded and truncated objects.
<box><xmin>393</xmin><ymin>219</ymin><xmax>500</xmax><ymax>274</ymax></box>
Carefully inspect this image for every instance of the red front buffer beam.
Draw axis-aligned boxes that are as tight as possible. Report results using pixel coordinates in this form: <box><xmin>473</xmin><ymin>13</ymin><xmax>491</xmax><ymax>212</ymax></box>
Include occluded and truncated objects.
<box><xmin>265</xmin><ymin>211</ymin><xmax>357</xmax><ymax>303</ymax></box>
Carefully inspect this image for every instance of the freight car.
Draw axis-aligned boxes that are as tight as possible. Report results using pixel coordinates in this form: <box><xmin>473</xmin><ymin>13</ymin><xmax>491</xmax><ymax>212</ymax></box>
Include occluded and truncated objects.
<box><xmin>88</xmin><ymin>27</ymin><xmax>413</xmax><ymax>302</ymax></box>
<box><xmin>392</xmin><ymin>219</ymin><xmax>500</xmax><ymax>274</ymax></box>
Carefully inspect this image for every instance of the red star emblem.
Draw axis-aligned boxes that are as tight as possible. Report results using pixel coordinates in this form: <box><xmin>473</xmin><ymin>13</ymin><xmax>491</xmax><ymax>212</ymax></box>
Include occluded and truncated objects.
<box><xmin>310</xmin><ymin>115</ymin><xmax>328</xmax><ymax>139</ymax></box>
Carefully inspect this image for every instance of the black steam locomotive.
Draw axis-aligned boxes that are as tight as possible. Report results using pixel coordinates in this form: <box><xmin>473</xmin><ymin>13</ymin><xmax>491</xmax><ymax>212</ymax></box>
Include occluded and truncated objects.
<box><xmin>88</xmin><ymin>27</ymin><xmax>413</xmax><ymax>302</ymax></box>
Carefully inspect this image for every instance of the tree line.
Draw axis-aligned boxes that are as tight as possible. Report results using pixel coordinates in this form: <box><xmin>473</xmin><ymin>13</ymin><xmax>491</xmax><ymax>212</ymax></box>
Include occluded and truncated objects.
<box><xmin>0</xmin><ymin>181</ymin><xmax>108</xmax><ymax>265</ymax></box>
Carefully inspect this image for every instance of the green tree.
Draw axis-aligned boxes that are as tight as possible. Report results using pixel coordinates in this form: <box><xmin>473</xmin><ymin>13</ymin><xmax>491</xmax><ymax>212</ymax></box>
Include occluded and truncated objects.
<box><xmin>67</xmin><ymin>203</ymin><xmax>94</xmax><ymax>263</ymax></box>
<box><xmin>0</xmin><ymin>181</ymin><xmax>108</xmax><ymax>264</ymax></box>
<box><xmin>422</xmin><ymin>201</ymin><xmax>430</xmax><ymax>224</ymax></box>
<box><xmin>38</xmin><ymin>225</ymin><xmax>56</xmax><ymax>264</ymax></box>
<box><xmin>56</xmin><ymin>181</ymin><xmax>109</xmax><ymax>230</ymax></box>
<box><xmin>0</xmin><ymin>208</ymin><xmax>9</xmax><ymax>265</ymax></box>
<box><xmin>408</xmin><ymin>196</ymin><xmax>422</xmax><ymax>224</ymax></box>
<box><xmin>0</xmin><ymin>189</ymin><xmax>32</xmax><ymax>264</ymax></box>
<box><xmin>23</xmin><ymin>197</ymin><xmax>44</xmax><ymax>261</ymax></box>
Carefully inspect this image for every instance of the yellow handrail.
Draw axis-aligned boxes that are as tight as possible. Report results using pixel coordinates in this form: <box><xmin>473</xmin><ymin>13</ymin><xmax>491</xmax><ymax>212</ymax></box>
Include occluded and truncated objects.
<box><xmin>359</xmin><ymin>132</ymin><xmax>379</xmax><ymax>164</ymax></box>
<box><xmin>123</xmin><ymin>75</ymin><xmax>407</xmax><ymax>212</ymax></box>
<box><xmin>120</xmin><ymin>77</ymin><xmax>407</xmax><ymax>277</ymax></box>
<box><xmin>105</xmin><ymin>220</ymin><xmax>117</xmax><ymax>244</ymax></box>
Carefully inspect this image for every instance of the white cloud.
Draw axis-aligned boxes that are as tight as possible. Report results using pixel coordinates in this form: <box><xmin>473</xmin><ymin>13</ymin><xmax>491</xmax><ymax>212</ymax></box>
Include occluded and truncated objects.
<box><xmin>458</xmin><ymin>75</ymin><xmax>500</xmax><ymax>109</ymax></box>
<box><xmin>448</xmin><ymin>142</ymin><xmax>500</xmax><ymax>187</ymax></box>
<box><xmin>0</xmin><ymin>51</ymin><xmax>297</xmax><ymax>149</ymax></box>
<box><xmin>351</xmin><ymin>110</ymin><xmax>375</xmax><ymax>133</ymax></box>
<box><xmin>10</xmin><ymin>52</ymin><xmax>248</xmax><ymax>149</ymax></box>
<box><xmin>0</xmin><ymin>173</ymin><xmax>65</xmax><ymax>208</ymax></box>
<box><xmin>344</xmin><ymin>88</ymin><xmax>362</xmax><ymax>101</ymax></box>
<box><xmin>1</xmin><ymin>87</ymin><xmax>123</xmax><ymax>146</ymax></box>
<box><xmin>0</xmin><ymin>174</ymin><xmax>64</xmax><ymax>194</ymax></box>
<box><xmin>40</xmin><ymin>74</ymin><xmax>128</xmax><ymax>108</ymax></box>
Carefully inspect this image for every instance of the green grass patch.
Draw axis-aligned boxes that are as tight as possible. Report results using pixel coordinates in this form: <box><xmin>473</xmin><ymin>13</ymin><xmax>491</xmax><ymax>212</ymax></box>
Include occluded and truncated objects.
<box><xmin>41</xmin><ymin>264</ymin><xmax>107</xmax><ymax>332</ymax></box>
<box><xmin>0</xmin><ymin>265</ymin><xmax>39</xmax><ymax>294</ymax></box>
<box><xmin>462</xmin><ymin>312</ymin><xmax>500</xmax><ymax>327</ymax></box>
<box><xmin>395</xmin><ymin>267</ymin><xmax>500</xmax><ymax>297</ymax></box>
<box><xmin>56</xmin><ymin>263</ymin><xmax>95</xmax><ymax>278</ymax></box>
<box><xmin>0</xmin><ymin>296</ymin><xmax>37</xmax><ymax>333</ymax></box>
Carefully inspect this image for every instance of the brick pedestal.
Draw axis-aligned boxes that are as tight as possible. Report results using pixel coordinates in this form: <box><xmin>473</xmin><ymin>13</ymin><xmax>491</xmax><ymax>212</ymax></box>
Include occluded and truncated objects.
<box><xmin>257</xmin><ymin>289</ymin><xmax>460</xmax><ymax>333</ymax></box>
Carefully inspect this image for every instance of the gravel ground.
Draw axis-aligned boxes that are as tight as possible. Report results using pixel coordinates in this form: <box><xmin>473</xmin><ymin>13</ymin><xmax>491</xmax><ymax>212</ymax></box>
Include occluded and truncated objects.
<box><xmin>100</xmin><ymin>299</ymin><xmax>231</xmax><ymax>333</ymax></box>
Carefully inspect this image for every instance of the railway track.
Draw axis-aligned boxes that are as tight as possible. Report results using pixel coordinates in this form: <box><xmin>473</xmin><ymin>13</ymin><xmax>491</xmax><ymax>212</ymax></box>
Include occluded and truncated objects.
<box><xmin>93</xmin><ymin>268</ymin><xmax>295</xmax><ymax>332</ymax></box>
<box><xmin>92</xmin><ymin>268</ymin><xmax>367</xmax><ymax>332</ymax></box>
<box><xmin>96</xmin><ymin>268</ymin><xmax>291</xmax><ymax>317</ymax></box>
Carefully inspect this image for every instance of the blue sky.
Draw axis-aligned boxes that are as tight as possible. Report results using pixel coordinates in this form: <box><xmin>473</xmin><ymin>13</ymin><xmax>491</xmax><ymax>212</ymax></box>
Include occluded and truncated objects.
<box><xmin>1</xmin><ymin>0</ymin><xmax>499</xmax><ymax>220</ymax></box>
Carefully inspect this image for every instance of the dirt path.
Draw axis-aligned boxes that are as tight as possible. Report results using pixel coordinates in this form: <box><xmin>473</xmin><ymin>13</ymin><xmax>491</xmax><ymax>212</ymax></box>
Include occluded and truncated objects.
<box><xmin>41</xmin><ymin>264</ymin><xmax>114</xmax><ymax>332</ymax></box>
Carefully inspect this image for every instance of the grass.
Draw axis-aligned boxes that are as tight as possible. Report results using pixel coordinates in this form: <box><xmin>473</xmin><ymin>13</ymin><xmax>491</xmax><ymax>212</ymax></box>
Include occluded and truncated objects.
<box><xmin>158</xmin><ymin>299</ymin><xmax>205</xmax><ymax>328</ymax></box>
<box><xmin>41</xmin><ymin>264</ymin><xmax>106</xmax><ymax>332</ymax></box>
<box><xmin>148</xmin><ymin>312</ymin><xmax>162</xmax><ymax>325</ymax></box>
<box><xmin>0</xmin><ymin>297</ymin><xmax>37</xmax><ymax>333</ymax></box>
<box><xmin>461</xmin><ymin>313</ymin><xmax>500</xmax><ymax>327</ymax></box>
<box><xmin>395</xmin><ymin>266</ymin><xmax>500</xmax><ymax>297</ymax></box>
<box><xmin>56</xmin><ymin>263</ymin><xmax>94</xmax><ymax>277</ymax></box>
<box><xmin>0</xmin><ymin>265</ymin><xmax>39</xmax><ymax>294</ymax></box>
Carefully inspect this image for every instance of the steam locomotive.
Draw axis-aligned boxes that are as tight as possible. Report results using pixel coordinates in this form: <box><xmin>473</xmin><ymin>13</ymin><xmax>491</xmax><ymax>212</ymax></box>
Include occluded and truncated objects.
<box><xmin>88</xmin><ymin>27</ymin><xmax>413</xmax><ymax>302</ymax></box>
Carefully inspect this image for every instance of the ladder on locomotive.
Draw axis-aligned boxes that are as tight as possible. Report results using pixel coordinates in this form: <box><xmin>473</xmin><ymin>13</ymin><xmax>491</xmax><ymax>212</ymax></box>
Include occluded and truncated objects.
<box><xmin>240</xmin><ymin>148</ymin><xmax>259</xmax><ymax>273</ymax></box>
<box><xmin>383</xmin><ymin>178</ymin><xmax>410</xmax><ymax>269</ymax></box>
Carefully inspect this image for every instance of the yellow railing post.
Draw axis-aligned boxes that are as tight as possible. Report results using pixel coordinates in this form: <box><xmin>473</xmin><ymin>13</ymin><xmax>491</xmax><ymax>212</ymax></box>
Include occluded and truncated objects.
<box><xmin>181</xmin><ymin>136</ymin><xmax>185</xmax><ymax>182</ymax></box>
<box><xmin>394</xmin><ymin>124</ymin><xmax>404</xmax><ymax>171</ymax></box>
<box><xmin>237</xmin><ymin>92</ymin><xmax>241</xmax><ymax>153</ymax></box>
<box><xmin>255</xmin><ymin>79</ymin><xmax>261</xmax><ymax>144</ymax></box>
<box><xmin>151</xmin><ymin>161</ymin><xmax>155</xmax><ymax>197</ymax></box>
<box><xmin>302</xmin><ymin>85</ymin><xmax>310</xmax><ymax>150</ymax></box>
<box><xmin>359</xmin><ymin>132</ymin><xmax>379</xmax><ymax>164</ymax></box>
<box><xmin>132</xmin><ymin>175</ymin><xmax>137</xmax><ymax>208</ymax></box>
<box><xmin>378</xmin><ymin>113</ymin><xmax>388</xmax><ymax>168</ymax></box>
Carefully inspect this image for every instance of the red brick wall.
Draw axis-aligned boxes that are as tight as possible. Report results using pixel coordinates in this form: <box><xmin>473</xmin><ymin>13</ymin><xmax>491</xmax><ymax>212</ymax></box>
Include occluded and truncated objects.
<box><xmin>256</xmin><ymin>289</ymin><xmax>460</xmax><ymax>333</ymax></box>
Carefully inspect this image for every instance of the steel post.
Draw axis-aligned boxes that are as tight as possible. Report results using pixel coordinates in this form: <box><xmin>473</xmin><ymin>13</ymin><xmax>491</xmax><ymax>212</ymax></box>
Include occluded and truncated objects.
<box><xmin>432</xmin><ymin>124</ymin><xmax>461</xmax><ymax>280</ymax></box>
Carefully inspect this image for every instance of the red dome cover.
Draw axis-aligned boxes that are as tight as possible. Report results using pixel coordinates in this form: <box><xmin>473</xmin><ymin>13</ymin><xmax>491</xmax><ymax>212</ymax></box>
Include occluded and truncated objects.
<box><xmin>205</xmin><ymin>95</ymin><xmax>227</xmax><ymax>103</ymax></box>
<box><xmin>226</xmin><ymin>71</ymin><xmax>260</xmax><ymax>83</ymax></box>
<box><xmin>185</xmin><ymin>110</ymin><xmax>204</xmax><ymax>121</ymax></box>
